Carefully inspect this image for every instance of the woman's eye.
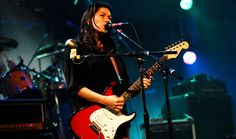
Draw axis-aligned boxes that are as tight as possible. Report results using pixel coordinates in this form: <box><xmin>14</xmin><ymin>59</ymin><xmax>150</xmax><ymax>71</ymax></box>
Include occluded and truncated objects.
<box><xmin>100</xmin><ymin>14</ymin><xmax>105</xmax><ymax>17</ymax></box>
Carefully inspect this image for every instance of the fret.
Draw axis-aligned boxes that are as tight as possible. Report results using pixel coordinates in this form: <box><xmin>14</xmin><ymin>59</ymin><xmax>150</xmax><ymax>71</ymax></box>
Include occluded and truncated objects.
<box><xmin>151</xmin><ymin>64</ymin><xmax>158</xmax><ymax>71</ymax></box>
<box><xmin>132</xmin><ymin>81</ymin><xmax>140</xmax><ymax>90</ymax></box>
<box><xmin>122</xmin><ymin>92</ymin><xmax>131</xmax><ymax>102</ymax></box>
<box><xmin>147</xmin><ymin>69</ymin><xmax>154</xmax><ymax>75</ymax></box>
<box><xmin>128</xmin><ymin>86</ymin><xmax>135</xmax><ymax>91</ymax></box>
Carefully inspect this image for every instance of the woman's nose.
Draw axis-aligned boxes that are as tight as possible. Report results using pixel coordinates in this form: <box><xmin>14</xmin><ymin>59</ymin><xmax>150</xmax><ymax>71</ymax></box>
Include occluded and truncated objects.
<box><xmin>105</xmin><ymin>17</ymin><xmax>111</xmax><ymax>23</ymax></box>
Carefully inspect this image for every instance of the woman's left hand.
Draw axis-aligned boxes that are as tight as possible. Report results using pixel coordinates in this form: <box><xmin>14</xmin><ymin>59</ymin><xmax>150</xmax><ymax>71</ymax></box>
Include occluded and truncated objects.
<box><xmin>143</xmin><ymin>76</ymin><xmax>152</xmax><ymax>89</ymax></box>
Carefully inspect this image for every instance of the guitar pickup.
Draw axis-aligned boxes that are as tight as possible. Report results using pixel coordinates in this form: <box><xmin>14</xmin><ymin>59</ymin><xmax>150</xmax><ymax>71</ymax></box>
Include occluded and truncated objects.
<box><xmin>89</xmin><ymin>121</ymin><xmax>101</xmax><ymax>135</ymax></box>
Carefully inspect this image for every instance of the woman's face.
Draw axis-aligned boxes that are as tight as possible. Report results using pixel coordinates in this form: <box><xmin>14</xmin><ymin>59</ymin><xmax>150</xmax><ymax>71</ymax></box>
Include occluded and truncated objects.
<box><xmin>92</xmin><ymin>7</ymin><xmax>112</xmax><ymax>33</ymax></box>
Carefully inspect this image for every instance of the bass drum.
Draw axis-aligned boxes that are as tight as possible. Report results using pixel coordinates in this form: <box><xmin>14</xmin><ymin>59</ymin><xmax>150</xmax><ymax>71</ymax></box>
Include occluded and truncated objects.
<box><xmin>3</xmin><ymin>65</ymin><xmax>41</xmax><ymax>99</ymax></box>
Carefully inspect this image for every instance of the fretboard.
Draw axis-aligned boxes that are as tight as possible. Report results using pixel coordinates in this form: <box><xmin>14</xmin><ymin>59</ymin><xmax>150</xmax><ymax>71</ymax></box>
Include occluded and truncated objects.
<box><xmin>121</xmin><ymin>57</ymin><xmax>166</xmax><ymax>102</ymax></box>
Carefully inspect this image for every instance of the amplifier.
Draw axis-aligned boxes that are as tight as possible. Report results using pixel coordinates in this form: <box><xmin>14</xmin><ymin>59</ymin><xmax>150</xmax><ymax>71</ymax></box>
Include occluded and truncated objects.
<box><xmin>172</xmin><ymin>74</ymin><xmax>227</xmax><ymax>96</ymax></box>
<box><xmin>145</xmin><ymin>117</ymin><xmax>196</xmax><ymax>139</ymax></box>
<box><xmin>0</xmin><ymin>99</ymin><xmax>45</xmax><ymax>131</ymax></box>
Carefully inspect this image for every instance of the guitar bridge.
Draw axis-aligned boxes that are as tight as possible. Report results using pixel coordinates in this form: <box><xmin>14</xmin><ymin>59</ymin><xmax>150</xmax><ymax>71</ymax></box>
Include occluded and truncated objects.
<box><xmin>89</xmin><ymin>121</ymin><xmax>101</xmax><ymax>135</ymax></box>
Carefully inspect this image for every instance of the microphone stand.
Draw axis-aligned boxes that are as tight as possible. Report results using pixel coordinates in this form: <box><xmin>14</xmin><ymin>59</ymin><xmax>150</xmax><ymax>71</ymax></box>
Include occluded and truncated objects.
<box><xmin>159</xmin><ymin>62</ymin><xmax>174</xmax><ymax>139</ymax></box>
<box><xmin>111</xmin><ymin>29</ymin><xmax>183</xmax><ymax>139</ymax></box>
<box><xmin>111</xmin><ymin>28</ymin><xmax>151</xmax><ymax>139</ymax></box>
<box><xmin>137</xmin><ymin>57</ymin><xmax>150</xmax><ymax>139</ymax></box>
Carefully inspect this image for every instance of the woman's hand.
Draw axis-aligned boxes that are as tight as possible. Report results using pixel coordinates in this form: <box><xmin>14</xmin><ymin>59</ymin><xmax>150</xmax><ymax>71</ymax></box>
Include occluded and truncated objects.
<box><xmin>102</xmin><ymin>95</ymin><xmax>125</xmax><ymax>112</ymax></box>
<box><xmin>143</xmin><ymin>76</ymin><xmax>152</xmax><ymax>89</ymax></box>
<box><xmin>100</xmin><ymin>76</ymin><xmax>152</xmax><ymax>111</ymax></box>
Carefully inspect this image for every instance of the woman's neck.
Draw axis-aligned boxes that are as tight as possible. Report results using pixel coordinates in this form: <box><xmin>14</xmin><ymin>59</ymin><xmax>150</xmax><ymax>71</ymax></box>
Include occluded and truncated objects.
<box><xmin>95</xmin><ymin>32</ymin><xmax>104</xmax><ymax>52</ymax></box>
<box><xmin>97</xmin><ymin>40</ymin><xmax>104</xmax><ymax>52</ymax></box>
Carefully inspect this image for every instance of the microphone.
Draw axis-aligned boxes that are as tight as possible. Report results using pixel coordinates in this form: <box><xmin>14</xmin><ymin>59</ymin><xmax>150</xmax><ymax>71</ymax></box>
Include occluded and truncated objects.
<box><xmin>105</xmin><ymin>22</ymin><xmax>129</xmax><ymax>29</ymax></box>
<box><xmin>169</xmin><ymin>68</ymin><xmax>183</xmax><ymax>80</ymax></box>
<box><xmin>65</xmin><ymin>39</ymin><xmax>77</xmax><ymax>49</ymax></box>
<box><xmin>65</xmin><ymin>39</ymin><xmax>89</xmax><ymax>60</ymax></box>
<box><xmin>65</xmin><ymin>39</ymin><xmax>78</xmax><ymax>60</ymax></box>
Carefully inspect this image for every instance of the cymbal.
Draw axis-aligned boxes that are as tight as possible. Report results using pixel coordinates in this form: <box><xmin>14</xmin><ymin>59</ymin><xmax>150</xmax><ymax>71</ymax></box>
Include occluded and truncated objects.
<box><xmin>36</xmin><ymin>42</ymin><xmax>64</xmax><ymax>56</ymax></box>
<box><xmin>0</xmin><ymin>37</ymin><xmax>18</xmax><ymax>50</ymax></box>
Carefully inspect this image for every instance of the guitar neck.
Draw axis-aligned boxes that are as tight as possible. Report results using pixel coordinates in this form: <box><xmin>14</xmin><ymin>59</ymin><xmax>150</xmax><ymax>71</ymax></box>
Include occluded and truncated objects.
<box><xmin>121</xmin><ymin>57</ymin><xmax>166</xmax><ymax>102</ymax></box>
<box><xmin>121</xmin><ymin>41</ymin><xmax>189</xmax><ymax>102</ymax></box>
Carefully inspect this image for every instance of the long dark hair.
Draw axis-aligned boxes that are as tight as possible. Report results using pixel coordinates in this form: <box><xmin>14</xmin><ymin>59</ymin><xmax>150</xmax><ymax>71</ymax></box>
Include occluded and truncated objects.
<box><xmin>79</xmin><ymin>1</ymin><xmax>113</xmax><ymax>52</ymax></box>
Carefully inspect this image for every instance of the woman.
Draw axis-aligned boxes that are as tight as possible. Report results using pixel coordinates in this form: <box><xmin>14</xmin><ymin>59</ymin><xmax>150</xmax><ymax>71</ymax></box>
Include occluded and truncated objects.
<box><xmin>63</xmin><ymin>1</ymin><xmax>152</xmax><ymax>139</ymax></box>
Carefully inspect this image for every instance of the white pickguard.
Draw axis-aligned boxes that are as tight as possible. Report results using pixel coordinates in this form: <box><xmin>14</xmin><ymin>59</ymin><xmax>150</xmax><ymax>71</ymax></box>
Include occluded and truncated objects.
<box><xmin>90</xmin><ymin>108</ymin><xmax>135</xmax><ymax>139</ymax></box>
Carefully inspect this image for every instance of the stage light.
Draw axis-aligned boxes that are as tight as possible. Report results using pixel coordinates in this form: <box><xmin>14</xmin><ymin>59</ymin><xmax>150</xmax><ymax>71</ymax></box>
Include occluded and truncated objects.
<box><xmin>183</xmin><ymin>51</ymin><xmax>197</xmax><ymax>65</ymax></box>
<box><xmin>74</xmin><ymin>0</ymin><xmax>78</xmax><ymax>5</ymax></box>
<box><xmin>180</xmin><ymin>0</ymin><xmax>193</xmax><ymax>10</ymax></box>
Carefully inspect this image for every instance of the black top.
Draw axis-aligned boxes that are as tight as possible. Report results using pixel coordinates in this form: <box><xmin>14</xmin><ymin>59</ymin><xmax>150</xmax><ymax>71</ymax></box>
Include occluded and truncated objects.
<box><xmin>63</xmin><ymin>41</ymin><xmax>131</xmax><ymax>111</ymax></box>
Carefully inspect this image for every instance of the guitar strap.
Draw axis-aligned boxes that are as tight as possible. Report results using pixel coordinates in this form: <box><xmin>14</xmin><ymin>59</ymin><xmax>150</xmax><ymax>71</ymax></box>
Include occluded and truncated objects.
<box><xmin>110</xmin><ymin>57</ymin><xmax>123</xmax><ymax>83</ymax></box>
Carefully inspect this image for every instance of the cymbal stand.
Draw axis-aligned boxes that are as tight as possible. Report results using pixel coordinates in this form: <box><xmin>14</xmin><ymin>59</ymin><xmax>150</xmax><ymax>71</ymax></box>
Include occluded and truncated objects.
<box><xmin>27</xmin><ymin>33</ymin><xmax>48</xmax><ymax>71</ymax></box>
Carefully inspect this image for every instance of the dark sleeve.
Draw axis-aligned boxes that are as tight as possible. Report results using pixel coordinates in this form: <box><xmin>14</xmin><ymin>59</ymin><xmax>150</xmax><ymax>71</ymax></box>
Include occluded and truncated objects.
<box><xmin>63</xmin><ymin>47</ymin><xmax>89</xmax><ymax>97</ymax></box>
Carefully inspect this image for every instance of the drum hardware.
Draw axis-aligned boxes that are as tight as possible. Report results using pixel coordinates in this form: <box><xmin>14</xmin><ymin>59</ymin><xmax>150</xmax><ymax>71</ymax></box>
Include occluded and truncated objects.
<box><xmin>0</xmin><ymin>40</ymin><xmax>18</xmax><ymax>99</ymax></box>
<box><xmin>0</xmin><ymin>47</ymin><xmax>17</xmax><ymax>79</ymax></box>
<box><xmin>35</xmin><ymin>41</ymin><xmax>65</xmax><ymax>59</ymax></box>
<box><xmin>32</xmin><ymin>69</ymin><xmax>65</xmax><ymax>90</ymax></box>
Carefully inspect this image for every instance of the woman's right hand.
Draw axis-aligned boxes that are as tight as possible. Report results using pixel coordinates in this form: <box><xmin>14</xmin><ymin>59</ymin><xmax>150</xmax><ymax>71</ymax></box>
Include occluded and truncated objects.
<box><xmin>101</xmin><ymin>95</ymin><xmax>125</xmax><ymax>112</ymax></box>
<box><xmin>78</xmin><ymin>87</ymin><xmax>125</xmax><ymax>112</ymax></box>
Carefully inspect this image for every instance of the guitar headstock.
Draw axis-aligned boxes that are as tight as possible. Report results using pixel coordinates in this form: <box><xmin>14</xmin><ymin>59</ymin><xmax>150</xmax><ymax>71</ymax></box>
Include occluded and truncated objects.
<box><xmin>164</xmin><ymin>41</ymin><xmax>189</xmax><ymax>60</ymax></box>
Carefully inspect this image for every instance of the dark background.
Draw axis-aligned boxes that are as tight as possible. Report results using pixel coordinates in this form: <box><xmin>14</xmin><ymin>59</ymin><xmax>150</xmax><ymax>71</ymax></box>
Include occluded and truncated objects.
<box><xmin>1</xmin><ymin>0</ymin><xmax>236</xmax><ymax>138</ymax></box>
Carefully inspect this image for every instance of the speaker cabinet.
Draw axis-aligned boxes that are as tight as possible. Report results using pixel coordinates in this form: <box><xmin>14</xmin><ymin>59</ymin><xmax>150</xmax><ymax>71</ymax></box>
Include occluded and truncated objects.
<box><xmin>0</xmin><ymin>99</ymin><xmax>45</xmax><ymax>131</ymax></box>
<box><xmin>162</xmin><ymin>94</ymin><xmax>234</xmax><ymax>139</ymax></box>
<box><xmin>147</xmin><ymin>118</ymin><xmax>196</xmax><ymax>139</ymax></box>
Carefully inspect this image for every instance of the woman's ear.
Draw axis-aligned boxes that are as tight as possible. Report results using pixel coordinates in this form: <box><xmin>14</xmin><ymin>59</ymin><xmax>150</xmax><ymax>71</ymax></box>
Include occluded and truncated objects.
<box><xmin>86</xmin><ymin>19</ymin><xmax>90</xmax><ymax>25</ymax></box>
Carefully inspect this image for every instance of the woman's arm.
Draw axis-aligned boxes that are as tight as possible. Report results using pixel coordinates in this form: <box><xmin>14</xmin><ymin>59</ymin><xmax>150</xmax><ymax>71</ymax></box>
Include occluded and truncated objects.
<box><xmin>78</xmin><ymin>87</ymin><xmax>125</xmax><ymax>112</ymax></box>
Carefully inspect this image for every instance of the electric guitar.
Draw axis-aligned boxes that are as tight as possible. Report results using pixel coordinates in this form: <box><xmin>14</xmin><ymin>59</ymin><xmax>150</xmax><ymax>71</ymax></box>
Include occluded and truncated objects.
<box><xmin>69</xmin><ymin>41</ymin><xmax>189</xmax><ymax>139</ymax></box>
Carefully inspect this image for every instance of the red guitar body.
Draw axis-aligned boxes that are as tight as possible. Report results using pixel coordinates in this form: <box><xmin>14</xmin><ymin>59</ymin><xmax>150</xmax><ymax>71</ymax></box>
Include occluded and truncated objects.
<box><xmin>69</xmin><ymin>82</ymin><xmax>135</xmax><ymax>139</ymax></box>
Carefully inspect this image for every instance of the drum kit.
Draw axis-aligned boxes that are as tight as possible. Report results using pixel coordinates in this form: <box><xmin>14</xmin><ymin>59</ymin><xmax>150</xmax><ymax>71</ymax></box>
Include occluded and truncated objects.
<box><xmin>0</xmin><ymin>37</ymin><xmax>69</xmax><ymax>138</ymax></box>
<box><xmin>0</xmin><ymin>36</ymin><xmax>66</xmax><ymax>100</ymax></box>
